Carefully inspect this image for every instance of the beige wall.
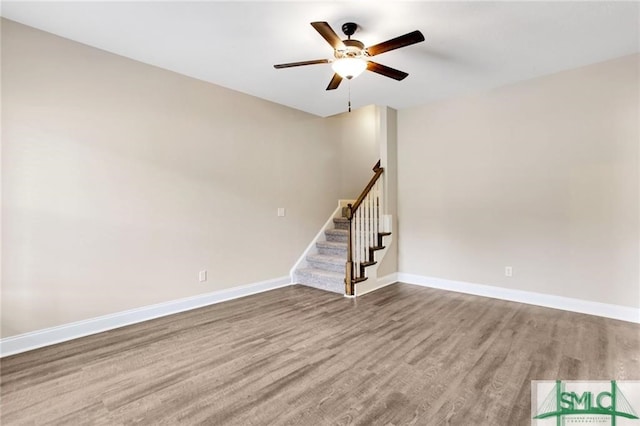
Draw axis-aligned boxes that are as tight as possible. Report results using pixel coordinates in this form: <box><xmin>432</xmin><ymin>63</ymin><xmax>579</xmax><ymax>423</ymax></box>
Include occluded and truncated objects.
<box><xmin>328</xmin><ymin>105</ymin><xmax>379</xmax><ymax>199</ymax></box>
<box><xmin>376</xmin><ymin>106</ymin><xmax>399</xmax><ymax>277</ymax></box>
<box><xmin>398</xmin><ymin>54</ymin><xmax>639</xmax><ymax>308</ymax></box>
<box><xmin>5</xmin><ymin>17</ymin><xmax>635</xmax><ymax>340</ymax></box>
<box><xmin>1</xmin><ymin>19</ymin><xmax>343</xmax><ymax>337</ymax></box>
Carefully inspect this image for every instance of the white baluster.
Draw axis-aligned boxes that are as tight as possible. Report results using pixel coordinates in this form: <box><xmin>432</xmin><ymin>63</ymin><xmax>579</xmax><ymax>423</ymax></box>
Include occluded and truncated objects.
<box><xmin>356</xmin><ymin>204</ymin><xmax>362</xmax><ymax>276</ymax></box>
<box><xmin>360</xmin><ymin>201</ymin><xmax>364</xmax><ymax>270</ymax></box>
<box><xmin>377</xmin><ymin>183</ymin><xmax>381</xmax><ymax>230</ymax></box>
<box><xmin>370</xmin><ymin>189</ymin><xmax>377</xmax><ymax>246</ymax></box>
<box><xmin>362</xmin><ymin>198</ymin><xmax>367</xmax><ymax>270</ymax></box>
<box><xmin>371</xmin><ymin>190</ymin><xmax>375</xmax><ymax>246</ymax></box>
<box><xmin>367</xmin><ymin>195</ymin><xmax>372</xmax><ymax>259</ymax></box>
<box><xmin>354</xmin><ymin>210</ymin><xmax>359</xmax><ymax>277</ymax></box>
<box><xmin>350</xmin><ymin>219</ymin><xmax>354</xmax><ymax>281</ymax></box>
<box><xmin>374</xmin><ymin>180</ymin><xmax>378</xmax><ymax>245</ymax></box>
<box><xmin>368</xmin><ymin>195</ymin><xmax>373</xmax><ymax>268</ymax></box>
<box><xmin>367</xmin><ymin>194</ymin><xmax>372</xmax><ymax>256</ymax></box>
<box><xmin>357</xmin><ymin>204</ymin><xmax>362</xmax><ymax>275</ymax></box>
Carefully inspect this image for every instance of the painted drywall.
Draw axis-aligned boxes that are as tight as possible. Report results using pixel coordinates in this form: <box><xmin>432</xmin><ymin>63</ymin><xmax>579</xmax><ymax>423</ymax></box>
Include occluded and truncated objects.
<box><xmin>376</xmin><ymin>107</ymin><xmax>399</xmax><ymax>277</ymax></box>
<box><xmin>398</xmin><ymin>54</ymin><xmax>640</xmax><ymax>308</ymax></box>
<box><xmin>328</xmin><ymin>105</ymin><xmax>379</xmax><ymax>199</ymax></box>
<box><xmin>1</xmin><ymin>19</ymin><xmax>342</xmax><ymax>337</ymax></box>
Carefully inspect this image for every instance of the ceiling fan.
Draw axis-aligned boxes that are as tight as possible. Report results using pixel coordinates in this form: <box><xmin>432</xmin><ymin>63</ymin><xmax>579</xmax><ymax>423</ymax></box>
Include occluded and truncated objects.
<box><xmin>274</xmin><ymin>21</ymin><xmax>425</xmax><ymax>91</ymax></box>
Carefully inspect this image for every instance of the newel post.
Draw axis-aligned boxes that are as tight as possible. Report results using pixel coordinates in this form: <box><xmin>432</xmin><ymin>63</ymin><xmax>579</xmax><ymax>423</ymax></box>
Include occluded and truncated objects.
<box><xmin>345</xmin><ymin>203</ymin><xmax>354</xmax><ymax>296</ymax></box>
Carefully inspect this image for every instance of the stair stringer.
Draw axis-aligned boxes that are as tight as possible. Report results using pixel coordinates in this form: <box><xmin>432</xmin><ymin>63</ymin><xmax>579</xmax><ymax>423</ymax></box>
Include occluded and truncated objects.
<box><xmin>354</xmin><ymin>214</ymin><xmax>394</xmax><ymax>297</ymax></box>
<box><xmin>290</xmin><ymin>199</ymin><xmax>354</xmax><ymax>286</ymax></box>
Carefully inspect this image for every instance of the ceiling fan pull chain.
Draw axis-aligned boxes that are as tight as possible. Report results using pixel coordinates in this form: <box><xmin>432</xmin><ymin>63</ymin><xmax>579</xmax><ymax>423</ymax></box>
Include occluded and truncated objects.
<box><xmin>348</xmin><ymin>80</ymin><xmax>352</xmax><ymax>113</ymax></box>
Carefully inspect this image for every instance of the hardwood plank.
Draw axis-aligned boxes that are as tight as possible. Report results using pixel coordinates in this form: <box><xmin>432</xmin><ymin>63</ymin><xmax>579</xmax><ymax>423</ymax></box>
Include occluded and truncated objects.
<box><xmin>1</xmin><ymin>284</ymin><xmax>638</xmax><ymax>425</ymax></box>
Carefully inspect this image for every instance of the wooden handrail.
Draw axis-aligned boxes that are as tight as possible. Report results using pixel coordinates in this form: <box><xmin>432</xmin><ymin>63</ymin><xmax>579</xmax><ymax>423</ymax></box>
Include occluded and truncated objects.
<box><xmin>347</xmin><ymin>160</ymin><xmax>383</xmax><ymax>218</ymax></box>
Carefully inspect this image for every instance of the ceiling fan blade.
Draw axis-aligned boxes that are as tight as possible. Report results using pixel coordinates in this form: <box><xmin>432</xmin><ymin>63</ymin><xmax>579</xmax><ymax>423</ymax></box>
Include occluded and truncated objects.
<box><xmin>311</xmin><ymin>21</ymin><xmax>345</xmax><ymax>50</ymax></box>
<box><xmin>366</xmin><ymin>30</ymin><xmax>425</xmax><ymax>56</ymax></box>
<box><xmin>326</xmin><ymin>73</ymin><xmax>343</xmax><ymax>90</ymax></box>
<box><xmin>366</xmin><ymin>61</ymin><xmax>409</xmax><ymax>81</ymax></box>
<box><xmin>274</xmin><ymin>59</ymin><xmax>330</xmax><ymax>69</ymax></box>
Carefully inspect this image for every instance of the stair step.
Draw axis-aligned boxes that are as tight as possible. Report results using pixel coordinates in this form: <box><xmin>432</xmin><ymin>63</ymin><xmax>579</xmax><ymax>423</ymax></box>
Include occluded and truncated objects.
<box><xmin>378</xmin><ymin>232</ymin><xmax>391</xmax><ymax>237</ymax></box>
<box><xmin>353</xmin><ymin>276</ymin><xmax>368</xmax><ymax>284</ymax></box>
<box><xmin>307</xmin><ymin>254</ymin><xmax>346</xmax><ymax>273</ymax></box>
<box><xmin>294</xmin><ymin>268</ymin><xmax>344</xmax><ymax>294</ymax></box>
<box><xmin>316</xmin><ymin>240</ymin><xmax>348</xmax><ymax>257</ymax></box>
<box><xmin>370</xmin><ymin>245</ymin><xmax>385</xmax><ymax>251</ymax></box>
<box><xmin>361</xmin><ymin>260</ymin><xmax>377</xmax><ymax>268</ymax></box>
<box><xmin>333</xmin><ymin>217</ymin><xmax>349</xmax><ymax>230</ymax></box>
<box><xmin>325</xmin><ymin>228</ymin><xmax>348</xmax><ymax>243</ymax></box>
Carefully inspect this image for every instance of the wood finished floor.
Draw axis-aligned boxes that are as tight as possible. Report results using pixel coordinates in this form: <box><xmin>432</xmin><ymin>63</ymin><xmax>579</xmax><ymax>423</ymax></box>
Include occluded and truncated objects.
<box><xmin>1</xmin><ymin>283</ymin><xmax>639</xmax><ymax>425</ymax></box>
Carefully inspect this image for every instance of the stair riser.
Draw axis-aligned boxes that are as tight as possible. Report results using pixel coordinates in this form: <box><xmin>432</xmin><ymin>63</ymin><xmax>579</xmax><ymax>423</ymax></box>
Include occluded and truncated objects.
<box><xmin>297</xmin><ymin>273</ymin><xmax>343</xmax><ymax>287</ymax></box>
<box><xmin>307</xmin><ymin>259</ymin><xmax>345</xmax><ymax>273</ymax></box>
<box><xmin>325</xmin><ymin>233</ymin><xmax>348</xmax><ymax>243</ymax></box>
<box><xmin>333</xmin><ymin>219</ymin><xmax>349</xmax><ymax>230</ymax></box>
<box><xmin>294</xmin><ymin>273</ymin><xmax>344</xmax><ymax>294</ymax></box>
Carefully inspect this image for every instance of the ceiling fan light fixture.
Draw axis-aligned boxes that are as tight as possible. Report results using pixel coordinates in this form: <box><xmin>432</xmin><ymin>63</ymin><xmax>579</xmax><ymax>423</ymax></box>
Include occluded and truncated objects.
<box><xmin>331</xmin><ymin>58</ymin><xmax>367</xmax><ymax>80</ymax></box>
<box><xmin>273</xmin><ymin>21</ymin><xmax>425</xmax><ymax>91</ymax></box>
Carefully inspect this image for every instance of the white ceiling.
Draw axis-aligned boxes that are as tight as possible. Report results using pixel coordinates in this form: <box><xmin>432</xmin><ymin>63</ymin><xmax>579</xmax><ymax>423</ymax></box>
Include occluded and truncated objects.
<box><xmin>2</xmin><ymin>1</ymin><xmax>639</xmax><ymax>117</ymax></box>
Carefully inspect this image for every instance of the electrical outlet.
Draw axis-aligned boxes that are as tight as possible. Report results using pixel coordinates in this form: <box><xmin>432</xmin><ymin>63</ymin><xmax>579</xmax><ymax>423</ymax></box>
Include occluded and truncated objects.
<box><xmin>505</xmin><ymin>266</ymin><xmax>513</xmax><ymax>277</ymax></box>
<box><xmin>277</xmin><ymin>208</ymin><xmax>286</xmax><ymax>217</ymax></box>
<box><xmin>199</xmin><ymin>270</ymin><xmax>207</xmax><ymax>282</ymax></box>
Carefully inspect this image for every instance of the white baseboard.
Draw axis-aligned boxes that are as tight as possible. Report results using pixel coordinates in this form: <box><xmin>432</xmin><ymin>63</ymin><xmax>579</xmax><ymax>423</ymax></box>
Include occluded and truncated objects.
<box><xmin>377</xmin><ymin>273</ymin><xmax>399</xmax><ymax>289</ymax></box>
<box><xmin>397</xmin><ymin>273</ymin><xmax>640</xmax><ymax>324</ymax></box>
<box><xmin>0</xmin><ymin>276</ymin><xmax>291</xmax><ymax>357</ymax></box>
<box><xmin>356</xmin><ymin>273</ymin><xmax>399</xmax><ymax>296</ymax></box>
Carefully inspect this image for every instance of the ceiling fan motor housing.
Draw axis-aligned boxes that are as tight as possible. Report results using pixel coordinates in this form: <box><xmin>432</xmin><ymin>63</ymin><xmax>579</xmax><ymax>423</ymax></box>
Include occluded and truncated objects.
<box><xmin>335</xmin><ymin>39</ymin><xmax>366</xmax><ymax>60</ymax></box>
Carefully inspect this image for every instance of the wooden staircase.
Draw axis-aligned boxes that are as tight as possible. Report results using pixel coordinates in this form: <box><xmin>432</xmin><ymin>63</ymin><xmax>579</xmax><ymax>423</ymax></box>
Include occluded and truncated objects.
<box><xmin>293</xmin><ymin>160</ymin><xmax>391</xmax><ymax>296</ymax></box>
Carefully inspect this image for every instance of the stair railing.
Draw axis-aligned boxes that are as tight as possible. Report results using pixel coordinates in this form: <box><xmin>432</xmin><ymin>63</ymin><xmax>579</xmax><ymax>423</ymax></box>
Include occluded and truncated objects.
<box><xmin>345</xmin><ymin>160</ymin><xmax>385</xmax><ymax>296</ymax></box>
